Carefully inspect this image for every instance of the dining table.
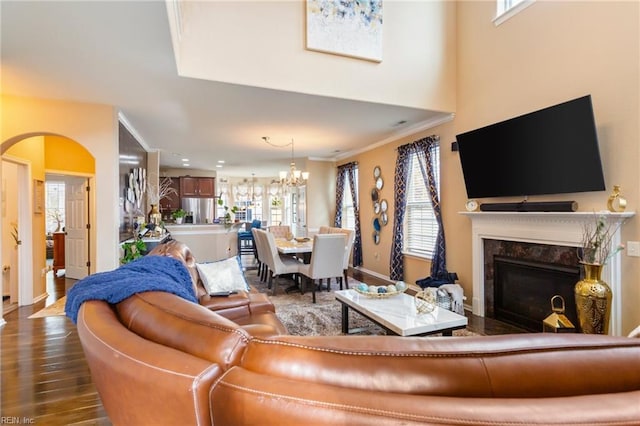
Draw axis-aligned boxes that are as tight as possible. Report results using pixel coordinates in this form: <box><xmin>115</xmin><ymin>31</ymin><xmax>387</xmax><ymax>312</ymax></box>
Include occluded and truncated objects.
<box><xmin>275</xmin><ymin>237</ymin><xmax>313</xmax><ymax>263</ymax></box>
<box><xmin>275</xmin><ymin>237</ymin><xmax>313</xmax><ymax>293</ymax></box>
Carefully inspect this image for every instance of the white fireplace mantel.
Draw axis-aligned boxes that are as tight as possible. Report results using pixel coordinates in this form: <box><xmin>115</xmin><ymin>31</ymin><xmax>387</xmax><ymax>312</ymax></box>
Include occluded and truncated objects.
<box><xmin>461</xmin><ymin>211</ymin><xmax>635</xmax><ymax>336</ymax></box>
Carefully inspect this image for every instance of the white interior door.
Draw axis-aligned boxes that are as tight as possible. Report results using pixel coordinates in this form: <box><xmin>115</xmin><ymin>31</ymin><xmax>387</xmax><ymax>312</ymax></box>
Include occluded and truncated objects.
<box><xmin>65</xmin><ymin>177</ymin><xmax>89</xmax><ymax>279</ymax></box>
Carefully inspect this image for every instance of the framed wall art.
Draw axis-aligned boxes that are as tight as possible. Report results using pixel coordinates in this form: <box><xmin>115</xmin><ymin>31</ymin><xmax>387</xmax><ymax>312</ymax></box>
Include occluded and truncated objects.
<box><xmin>306</xmin><ymin>0</ymin><xmax>383</xmax><ymax>62</ymax></box>
<box><xmin>33</xmin><ymin>179</ymin><xmax>44</xmax><ymax>214</ymax></box>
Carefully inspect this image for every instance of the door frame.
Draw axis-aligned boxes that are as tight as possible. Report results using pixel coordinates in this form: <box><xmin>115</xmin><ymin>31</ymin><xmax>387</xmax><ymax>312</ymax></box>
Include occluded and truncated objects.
<box><xmin>46</xmin><ymin>170</ymin><xmax>95</xmax><ymax>278</ymax></box>
<box><xmin>2</xmin><ymin>155</ymin><xmax>35</xmax><ymax>307</ymax></box>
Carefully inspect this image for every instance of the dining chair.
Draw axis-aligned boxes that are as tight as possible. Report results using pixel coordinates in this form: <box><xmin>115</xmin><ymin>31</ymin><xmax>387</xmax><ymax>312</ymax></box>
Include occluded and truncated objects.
<box><xmin>318</xmin><ymin>225</ymin><xmax>331</xmax><ymax>234</ymax></box>
<box><xmin>268</xmin><ymin>225</ymin><xmax>291</xmax><ymax>239</ymax></box>
<box><xmin>259</xmin><ymin>229</ymin><xmax>301</xmax><ymax>295</ymax></box>
<box><xmin>298</xmin><ymin>234</ymin><xmax>346</xmax><ymax>303</ymax></box>
<box><xmin>318</xmin><ymin>227</ymin><xmax>355</xmax><ymax>289</ymax></box>
<box><xmin>252</xmin><ymin>228</ymin><xmax>268</xmax><ymax>283</ymax></box>
<box><xmin>340</xmin><ymin>229</ymin><xmax>355</xmax><ymax>289</ymax></box>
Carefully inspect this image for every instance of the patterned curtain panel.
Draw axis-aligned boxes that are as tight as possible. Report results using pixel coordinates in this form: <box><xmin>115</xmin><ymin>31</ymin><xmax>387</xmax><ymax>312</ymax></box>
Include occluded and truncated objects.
<box><xmin>335</xmin><ymin>162</ymin><xmax>363</xmax><ymax>267</ymax></box>
<box><xmin>390</xmin><ymin>135</ymin><xmax>445</xmax><ymax>281</ymax></box>
<box><xmin>390</xmin><ymin>147</ymin><xmax>410</xmax><ymax>281</ymax></box>
<box><xmin>335</xmin><ymin>167</ymin><xmax>346</xmax><ymax>227</ymax></box>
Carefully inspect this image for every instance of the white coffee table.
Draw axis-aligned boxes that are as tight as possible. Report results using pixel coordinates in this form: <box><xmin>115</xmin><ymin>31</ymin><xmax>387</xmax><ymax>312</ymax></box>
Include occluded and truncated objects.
<box><xmin>335</xmin><ymin>289</ymin><xmax>468</xmax><ymax>336</ymax></box>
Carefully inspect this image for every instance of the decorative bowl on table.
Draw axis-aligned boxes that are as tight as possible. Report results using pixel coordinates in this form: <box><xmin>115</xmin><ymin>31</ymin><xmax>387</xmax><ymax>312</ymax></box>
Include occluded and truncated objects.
<box><xmin>354</xmin><ymin>283</ymin><xmax>404</xmax><ymax>299</ymax></box>
<box><xmin>294</xmin><ymin>237</ymin><xmax>310</xmax><ymax>243</ymax></box>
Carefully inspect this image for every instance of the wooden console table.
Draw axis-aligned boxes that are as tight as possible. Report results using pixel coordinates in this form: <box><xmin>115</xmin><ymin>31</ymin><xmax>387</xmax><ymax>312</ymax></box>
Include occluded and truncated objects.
<box><xmin>53</xmin><ymin>232</ymin><xmax>65</xmax><ymax>274</ymax></box>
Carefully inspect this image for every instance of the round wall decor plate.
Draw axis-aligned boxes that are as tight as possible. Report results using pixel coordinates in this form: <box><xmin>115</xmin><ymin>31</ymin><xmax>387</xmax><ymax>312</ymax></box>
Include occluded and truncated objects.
<box><xmin>373</xmin><ymin>166</ymin><xmax>381</xmax><ymax>179</ymax></box>
<box><xmin>380</xmin><ymin>212</ymin><xmax>388</xmax><ymax>225</ymax></box>
<box><xmin>380</xmin><ymin>199</ymin><xmax>388</xmax><ymax>212</ymax></box>
<box><xmin>374</xmin><ymin>201</ymin><xmax>380</xmax><ymax>214</ymax></box>
<box><xmin>371</xmin><ymin>188</ymin><xmax>379</xmax><ymax>202</ymax></box>
<box><xmin>373</xmin><ymin>231</ymin><xmax>380</xmax><ymax>245</ymax></box>
<box><xmin>375</xmin><ymin>177</ymin><xmax>384</xmax><ymax>190</ymax></box>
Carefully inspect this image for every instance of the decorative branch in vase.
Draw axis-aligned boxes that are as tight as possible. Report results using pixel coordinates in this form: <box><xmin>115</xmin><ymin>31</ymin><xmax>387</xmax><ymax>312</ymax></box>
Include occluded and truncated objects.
<box><xmin>577</xmin><ymin>214</ymin><xmax>624</xmax><ymax>266</ymax></box>
<box><xmin>146</xmin><ymin>176</ymin><xmax>178</xmax><ymax>207</ymax></box>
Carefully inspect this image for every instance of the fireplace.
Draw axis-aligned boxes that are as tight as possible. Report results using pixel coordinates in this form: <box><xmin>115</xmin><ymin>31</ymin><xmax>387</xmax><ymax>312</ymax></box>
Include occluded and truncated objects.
<box><xmin>462</xmin><ymin>211</ymin><xmax>632</xmax><ymax>336</ymax></box>
<box><xmin>493</xmin><ymin>255</ymin><xmax>579</xmax><ymax>332</ymax></box>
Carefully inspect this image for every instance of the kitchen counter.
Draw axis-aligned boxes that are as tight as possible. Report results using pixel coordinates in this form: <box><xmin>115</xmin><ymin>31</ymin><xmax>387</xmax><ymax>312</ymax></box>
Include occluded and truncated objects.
<box><xmin>164</xmin><ymin>224</ymin><xmax>239</xmax><ymax>262</ymax></box>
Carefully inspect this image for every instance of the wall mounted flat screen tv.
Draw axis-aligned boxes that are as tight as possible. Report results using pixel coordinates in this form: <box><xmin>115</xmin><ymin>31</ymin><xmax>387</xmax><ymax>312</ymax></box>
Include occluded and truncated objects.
<box><xmin>456</xmin><ymin>95</ymin><xmax>605</xmax><ymax>199</ymax></box>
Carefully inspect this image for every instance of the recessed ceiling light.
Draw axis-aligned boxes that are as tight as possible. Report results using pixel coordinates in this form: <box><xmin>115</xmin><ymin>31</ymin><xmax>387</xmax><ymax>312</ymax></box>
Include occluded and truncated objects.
<box><xmin>218</xmin><ymin>160</ymin><xmax>225</xmax><ymax>164</ymax></box>
<box><xmin>182</xmin><ymin>158</ymin><xmax>189</xmax><ymax>162</ymax></box>
<box><xmin>183</xmin><ymin>163</ymin><xmax>190</xmax><ymax>167</ymax></box>
<box><xmin>216</xmin><ymin>164</ymin><xmax>223</xmax><ymax>168</ymax></box>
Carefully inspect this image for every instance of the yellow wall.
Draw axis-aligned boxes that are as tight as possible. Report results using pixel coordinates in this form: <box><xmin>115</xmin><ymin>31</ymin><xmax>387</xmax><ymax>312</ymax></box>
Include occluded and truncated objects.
<box><xmin>5</xmin><ymin>136</ymin><xmax>47</xmax><ymax>299</ymax></box>
<box><xmin>45</xmin><ymin>135</ymin><xmax>95</xmax><ymax>173</ymax></box>
<box><xmin>1</xmin><ymin>94</ymin><xmax>119</xmax><ymax>275</ymax></box>
<box><xmin>456</xmin><ymin>0</ymin><xmax>639</xmax><ymax>335</ymax></box>
<box><xmin>343</xmin><ymin>1</ymin><xmax>640</xmax><ymax>334</ymax></box>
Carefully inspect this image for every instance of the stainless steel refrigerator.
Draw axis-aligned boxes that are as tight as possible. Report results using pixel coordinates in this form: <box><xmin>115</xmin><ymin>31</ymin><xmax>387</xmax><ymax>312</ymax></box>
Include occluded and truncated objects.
<box><xmin>181</xmin><ymin>197</ymin><xmax>215</xmax><ymax>224</ymax></box>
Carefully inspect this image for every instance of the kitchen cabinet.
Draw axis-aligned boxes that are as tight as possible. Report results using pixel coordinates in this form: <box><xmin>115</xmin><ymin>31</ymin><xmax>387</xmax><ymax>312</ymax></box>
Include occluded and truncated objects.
<box><xmin>180</xmin><ymin>177</ymin><xmax>215</xmax><ymax>197</ymax></box>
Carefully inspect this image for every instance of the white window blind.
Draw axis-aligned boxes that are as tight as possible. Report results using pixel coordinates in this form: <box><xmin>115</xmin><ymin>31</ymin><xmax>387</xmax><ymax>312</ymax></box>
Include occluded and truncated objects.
<box><xmin>495</xmin><ymin>0</ymin><xmax>535</xmax><ymax>25</ymax></box>
<box><xmin>341</xmin><ymin>170</ymin><xmax>357</xmax><ymax>230</ymax></box>
<box><xmin>404</xmin><ymin>144</ymin><xmax>440</xmax><ymax>258</ymax></box>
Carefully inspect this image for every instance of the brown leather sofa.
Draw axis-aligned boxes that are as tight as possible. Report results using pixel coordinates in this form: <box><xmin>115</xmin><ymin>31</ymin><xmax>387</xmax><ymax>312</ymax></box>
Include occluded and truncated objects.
<box><xmin>76</xmin><ymin>241</ymin><xmax>640</xmax><ymax>425</ymax></box>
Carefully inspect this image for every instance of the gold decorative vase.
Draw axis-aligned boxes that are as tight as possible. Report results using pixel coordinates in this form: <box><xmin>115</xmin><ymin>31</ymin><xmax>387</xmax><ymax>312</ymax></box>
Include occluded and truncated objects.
<box><xmin>148</xmin><ymin>204</ymin><xmax>162</xmax><ymax>226</ymax></box>
<box><xmin>574</xmin><ymin>263</ymin><xmax>611</xmax><ymax>334</ymax></box>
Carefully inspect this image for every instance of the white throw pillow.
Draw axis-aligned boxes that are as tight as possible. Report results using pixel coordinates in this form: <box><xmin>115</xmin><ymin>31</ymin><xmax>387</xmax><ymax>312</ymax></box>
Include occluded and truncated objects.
<box><xmin>196</xmin><ymin>257</ymin><xmax>249</xmax><ymax>295</ymax></box>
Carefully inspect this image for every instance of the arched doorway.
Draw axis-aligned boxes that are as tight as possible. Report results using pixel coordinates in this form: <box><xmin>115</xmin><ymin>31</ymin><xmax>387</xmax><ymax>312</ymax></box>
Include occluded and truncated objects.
<box><xmin>1</xmin><ymin>134</ymin><xmax>95</xmax><ymax>313</ymax></box>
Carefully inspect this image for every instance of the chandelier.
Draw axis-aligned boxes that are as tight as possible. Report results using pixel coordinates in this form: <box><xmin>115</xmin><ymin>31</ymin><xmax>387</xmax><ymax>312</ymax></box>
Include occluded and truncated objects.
<box><xmin>263</xmin><ymin>137</ymin><xmax>309</xmax><ymax>187</ymax></box>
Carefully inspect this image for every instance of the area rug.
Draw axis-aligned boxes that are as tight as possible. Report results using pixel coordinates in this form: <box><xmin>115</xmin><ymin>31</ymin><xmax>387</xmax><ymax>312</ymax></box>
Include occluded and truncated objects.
<box><xmin>28</xmin><ymin>296</ymin><xmax>67</xmax><ymax>319</ymax></box>
<box><xmin>245</xmin><ymin>271</ymin><xmax>479</xmax><ymax>337</ymax></box>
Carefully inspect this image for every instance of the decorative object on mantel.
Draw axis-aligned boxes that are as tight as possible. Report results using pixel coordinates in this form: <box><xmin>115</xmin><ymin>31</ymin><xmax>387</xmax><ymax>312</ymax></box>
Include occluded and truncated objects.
<box><xmin>575</xmin><ymin>214</ymin><xmax>625</xmax><ymax>334</ymax></box>
<box><xmin>465</xmin><ymin>199</ymin><xmax>480</xmax><ymax>212</ymax></box>
<box><xmin>607</xmin><ymin>185</ymin><xmax>627</xmax><ymax>212</ymax></box>
<box><xmin>305</xmin><ymin>0</ymin><xmax>383</xmax><ymax>63</ymax></box>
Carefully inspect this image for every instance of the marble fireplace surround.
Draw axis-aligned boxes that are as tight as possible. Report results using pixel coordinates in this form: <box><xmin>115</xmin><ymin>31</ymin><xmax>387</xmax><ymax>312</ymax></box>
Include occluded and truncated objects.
<box><xmin>461</xmin><ymin>211</ymin><xmax>634</xmax><ymax>336</ymax></box>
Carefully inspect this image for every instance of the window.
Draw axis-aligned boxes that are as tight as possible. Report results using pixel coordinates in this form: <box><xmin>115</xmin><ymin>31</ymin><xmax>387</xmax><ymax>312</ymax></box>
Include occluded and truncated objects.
<box><xmin>494</xmin><ymin>0</ymin><xmax>534</xmax><ymax>26</ymax></box>
<box><xmin>45</xmin><ymin>181</ymin><xmax>65</xmax><ymax>234</ymax></box>
<box><xmin>341</xmin><ymin>173</ymin><xmax>357</xmax><ymax>230</ymax></box>
<box><xmin>269</xmin><ymin>195</ymin><xmax>283</xmax><ymax>226</ymax></box>
<box><xmin>403</xmin><ymin>144</ymin><xmax>440</xmax><ymax>258</ymax></box>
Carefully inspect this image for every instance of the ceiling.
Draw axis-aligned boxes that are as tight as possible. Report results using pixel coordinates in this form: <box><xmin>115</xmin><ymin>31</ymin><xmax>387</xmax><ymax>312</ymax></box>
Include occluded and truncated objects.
<box><xmin>1</xmin><ymin>1</ymin><xmax>446</xmax><ymax>177</ymax></box>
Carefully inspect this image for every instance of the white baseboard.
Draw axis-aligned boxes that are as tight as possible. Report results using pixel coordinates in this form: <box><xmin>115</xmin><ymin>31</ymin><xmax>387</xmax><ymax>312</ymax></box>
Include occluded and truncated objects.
<box><xmin>352</xmin><ymin>266</ymin><xmax>394</xmax><ymax>284</ymax></box>
<box><xmin>31</xmin><ymin>292</ymin><xmax>49</xmax><ymax>305</ymax></box>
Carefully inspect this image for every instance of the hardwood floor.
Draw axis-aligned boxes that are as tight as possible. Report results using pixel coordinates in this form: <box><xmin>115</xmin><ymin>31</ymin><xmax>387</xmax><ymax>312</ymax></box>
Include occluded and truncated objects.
<box><xmin>1</xmin><ymin>272</ymin><xmax>110</xmax><ymax>425</ymax></box>
<box><xmin>1</xmin><ymin>265</ymin><xmax>524</xmax><ymax>425</ymax></box>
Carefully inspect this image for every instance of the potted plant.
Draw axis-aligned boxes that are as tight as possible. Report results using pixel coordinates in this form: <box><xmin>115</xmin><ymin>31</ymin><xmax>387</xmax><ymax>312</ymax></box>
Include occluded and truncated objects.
<box><xmin>172</xmin><ymin>208</ymin><xmax>186</xmax><ymax>224</ymax></box>
<box><xmin>217</xmin><ymin>199</ymin><xmax>239</xmax><ymax>226</ymax></box>
<box><xmin>120</xmin><ymin>238</ymin><xmax>146</xmax><ymax>264</ymax></box>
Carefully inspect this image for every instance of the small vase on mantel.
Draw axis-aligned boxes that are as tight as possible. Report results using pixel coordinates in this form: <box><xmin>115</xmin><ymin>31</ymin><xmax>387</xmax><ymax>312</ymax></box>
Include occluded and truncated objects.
<box><xmin>574</xmin><ymin>262</ymin><xmax>612</xmax><ymax>334</ymax></box>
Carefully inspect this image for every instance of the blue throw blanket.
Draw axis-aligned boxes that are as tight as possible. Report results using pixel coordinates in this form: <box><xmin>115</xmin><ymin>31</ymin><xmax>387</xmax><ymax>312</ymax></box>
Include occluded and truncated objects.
<box><xmin>65</xmin><ymin>255</ymin><xmax>198</xmax><ymax>323</ymax></box>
